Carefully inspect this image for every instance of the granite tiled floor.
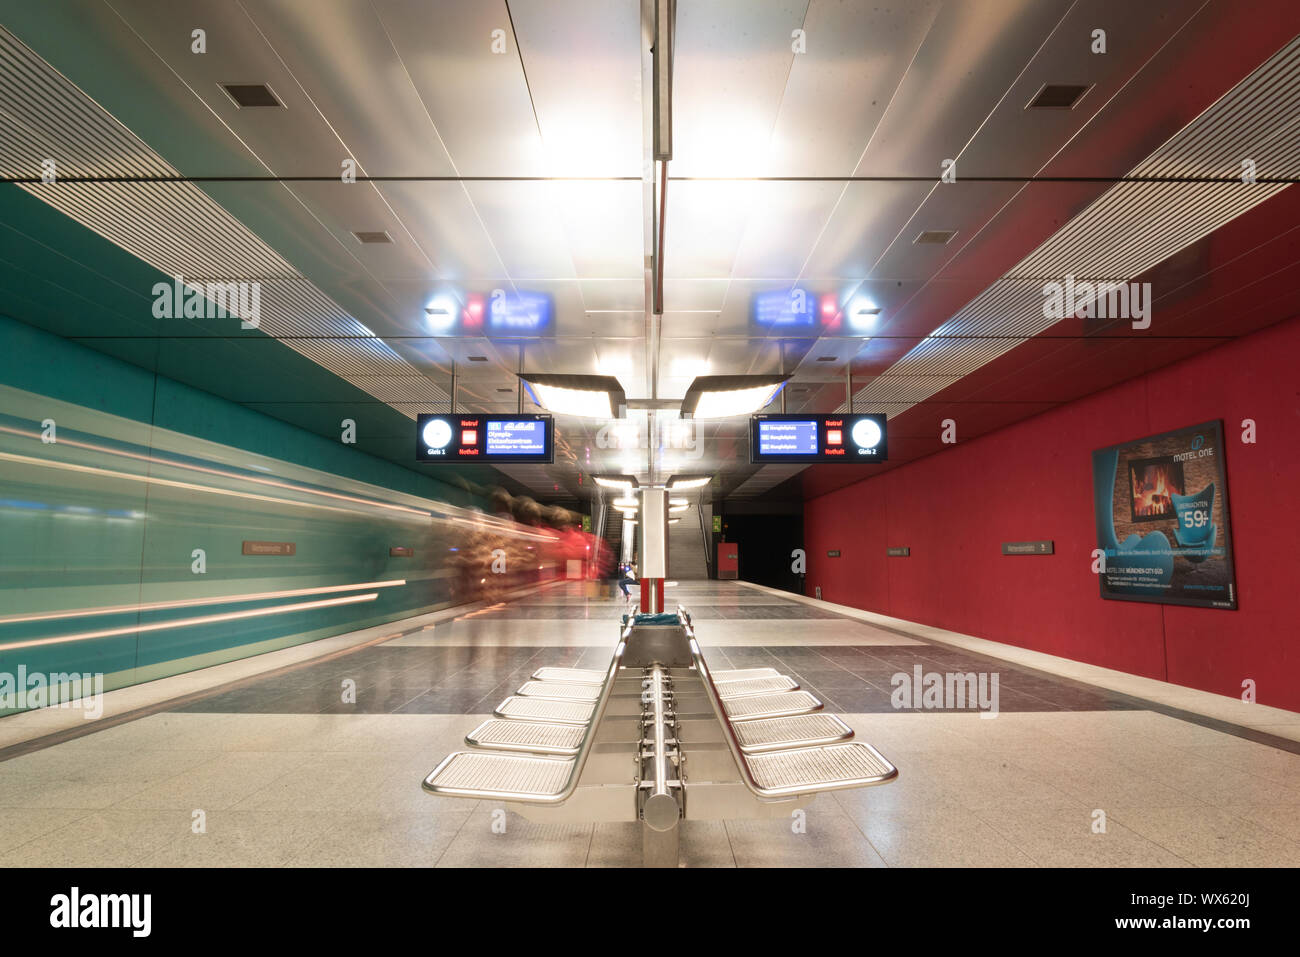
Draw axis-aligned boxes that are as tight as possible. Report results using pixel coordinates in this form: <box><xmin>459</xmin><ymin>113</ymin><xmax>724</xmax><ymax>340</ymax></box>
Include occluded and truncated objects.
<box><xmin>2</xmin><ymin>581</ymin><xmax>1298</xmax><ymax>867</ymax></box>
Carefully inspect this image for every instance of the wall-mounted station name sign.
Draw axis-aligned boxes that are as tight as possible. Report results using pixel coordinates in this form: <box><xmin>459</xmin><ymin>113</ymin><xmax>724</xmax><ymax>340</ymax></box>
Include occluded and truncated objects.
<box><xmin>750</xmin><ymin>413</ymin><xmax>887</xmax><ymax>464</ymax></box>
<box><xmin>1002</xmin><ymin>540</ymin><xmax>1054</xmax><ymax>556</ymax></box>
<box><xmin>416</xmin><ymin>413</ymin><xmax>554</xmax><ymax>464</ymax></box>
<box><xmin>243</xmin><ymin>541</ymin><xmax>295</xmax><ymax>556</ymax></box>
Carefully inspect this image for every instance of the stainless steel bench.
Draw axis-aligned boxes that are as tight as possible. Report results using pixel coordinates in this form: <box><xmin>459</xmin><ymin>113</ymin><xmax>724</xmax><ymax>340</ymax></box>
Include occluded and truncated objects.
<box><xmin>423</xmin><ymin>636</ymin><xmax>627</xmax><ymax>803</ymax></box>
<box><xmin>685</xmin><ymin>619</ymin><xmax>898</xmax><ymax>799</ymax></box>
<box><xmin>422</xmin><ymin>607</ymin><xmax>898</xmax><ymax>864</ymax></box>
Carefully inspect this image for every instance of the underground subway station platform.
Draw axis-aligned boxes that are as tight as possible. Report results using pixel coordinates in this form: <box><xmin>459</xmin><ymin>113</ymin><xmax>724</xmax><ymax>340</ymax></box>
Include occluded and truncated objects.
<box><xmin>0</xmin><ymin>0</ymin><xmax>1297</xmax><ymax>942</ymax></box>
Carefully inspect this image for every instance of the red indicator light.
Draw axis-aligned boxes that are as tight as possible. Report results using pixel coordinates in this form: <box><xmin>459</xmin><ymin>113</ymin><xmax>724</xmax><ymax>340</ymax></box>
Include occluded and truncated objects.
<box><xmin>463</xmin><ymin>293</ymin><xmax>484</xmax><ymax>329</ymax></box>
<box><xmin>827</xmin><ymin>429</ymin><xmax>842</xmax><ymax>445</ymax></box>
<box><xmin>461</xmin><ymin>430</ymin><xmax>477</xmax><ymax>445</ymax></box>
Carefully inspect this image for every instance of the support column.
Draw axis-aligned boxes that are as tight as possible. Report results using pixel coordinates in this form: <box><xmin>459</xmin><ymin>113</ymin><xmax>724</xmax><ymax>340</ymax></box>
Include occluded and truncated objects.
<box><xmin>638</xmin><ymin>487</ymin><xmax>669</xmax><ymax>613</ymax></box>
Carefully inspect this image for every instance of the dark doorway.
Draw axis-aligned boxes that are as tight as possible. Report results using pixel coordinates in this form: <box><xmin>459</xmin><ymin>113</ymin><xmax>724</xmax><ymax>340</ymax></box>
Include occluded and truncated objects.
<box><xmin>719</xmin><ymin>512</ymin><xmax>805</xmax><ymax>595</ymax></box>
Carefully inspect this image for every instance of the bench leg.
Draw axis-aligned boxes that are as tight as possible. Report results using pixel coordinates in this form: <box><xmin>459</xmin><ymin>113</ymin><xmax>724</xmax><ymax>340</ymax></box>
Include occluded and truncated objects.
<box><xmin>642</xmin><ymin>814</ymin><xmax>680</xmax><ymax>868</ymax></box>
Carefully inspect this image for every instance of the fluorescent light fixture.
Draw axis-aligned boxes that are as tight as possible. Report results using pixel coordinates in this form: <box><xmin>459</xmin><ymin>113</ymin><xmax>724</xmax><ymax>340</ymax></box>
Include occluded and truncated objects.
<box><xmin>612</xmin><ymin>496</ymin><xmax>639</xmax><ymax>508</ymax></box>
<box><xmin>668</xmin><ymin>498</ymin><xmax>688</xmax><ymax>507</ymax></box>
<box><xmin>592</xmin><ymin>474</ymin><xmax>639</xmax><ymax>490</ymax></box>
<box><xmin>669</xmin><ymin>504</ymin><xmax>688</xmax><ymax>513</ymax></box>
<box><xmin>667</xmin><ymin>519</ymin><xmax>680</xmax><ymax>525</ymax></box>
<box><xmin>519</xmin><ymin>374</ymin><xmax>626</xmax><ymax>419</ymax></box>
<box><xmin>681</xmin><ymin>374</ymin><xmax>790</xmax><ymax>419</ymax></box>
<box><xmin>666</xmin><ymin>474</ymin><xmax>710</xmax><ymax>490</ymax></box>
<box><xmin>614</xmin><ymin>503</ymin><xmax>639</xmax><ymax>513</ymax></box>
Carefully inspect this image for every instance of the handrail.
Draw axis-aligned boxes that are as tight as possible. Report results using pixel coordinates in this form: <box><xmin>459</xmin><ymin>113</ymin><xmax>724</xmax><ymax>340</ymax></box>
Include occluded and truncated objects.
<box><xmin>642</xmin><ymin>662</ymin><xmax>681</xmax><ymax>831</ymax></box>
<box><xmin>698</xmin><ymin>502</ymin><xmax>712</xmax><ymax>569</ymax></box>
<box><xmin>681</xmin><ymin>610</ymin><xmax>893</xmax><ymax>800</ymax></box>
<box><xmin>649</xmin><ymin>665</ymin><xmax>669</xmax><ymax>801</ymax></box>
<box><xmin>678</xmin><ymin>612</ymin><xmax>785</xmax><ymax>801</ymax></box>
<box><xmin>424</xmin><ymin>636</ymin><xmax>627</xmax><ymax>804</ymax></box>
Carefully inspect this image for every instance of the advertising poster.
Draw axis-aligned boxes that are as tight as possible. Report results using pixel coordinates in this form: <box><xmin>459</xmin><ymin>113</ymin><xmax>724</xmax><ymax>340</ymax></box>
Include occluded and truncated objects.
<box><xmin>1091</xmin><ymin>420</ymin><xmax>1236</xmax><ymax>609</ymax></box>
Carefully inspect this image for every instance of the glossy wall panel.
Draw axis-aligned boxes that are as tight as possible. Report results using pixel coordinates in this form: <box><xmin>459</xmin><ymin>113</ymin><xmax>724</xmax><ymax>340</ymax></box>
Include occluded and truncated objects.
<box><xmin>0</xmin><ymin>315</ymin><xmax>528</xmax><ymax>713</ymax></box>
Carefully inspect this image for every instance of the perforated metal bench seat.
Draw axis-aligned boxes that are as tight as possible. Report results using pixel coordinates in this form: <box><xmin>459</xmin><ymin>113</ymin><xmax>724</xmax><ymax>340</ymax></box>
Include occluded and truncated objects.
<box><xmin>531</xmin><ymin>666</ymin><xmax>608</xmax><ymax>684</ymax></box>
<box><xmin>721</xmin><ymin>690</ymin><xmax>823</xmax><ymax>721</ymax></box>
<box><xmin>494</xmin><ymin>695</ymin><xmax>595</xmax><ymax>724</ymax></box>
<box><xmin>715</xmin><ymin>675</ymin><xmax>799</xmax><ymax>697</ymax></box>
<box><xmin>712</xmin><ymin>667</ymin><xmax>780</xmax><ymax>681</ymax></box>
<box><xmin>732</xmin><ymin>713</ymin><xmax>855</xmax><ymax>753</ymax></box>
<box><xmin>515</xmin><ymin>680</ymin><xmax>602</xmax><ymax>700</ymax></box>
<box><xmin>745</xmin><ymin>742</ymin><xmax>897</xmax><ymax>794</ymax></box>
<box><xmin>465</xmin><ymin>718</ymin><xmax>586</xmax><ymax>755</ymax></box>
<box><xmin>424</xmin><ymin>751</ymin><xmax>575</xmax><ymax>799</ymax></box>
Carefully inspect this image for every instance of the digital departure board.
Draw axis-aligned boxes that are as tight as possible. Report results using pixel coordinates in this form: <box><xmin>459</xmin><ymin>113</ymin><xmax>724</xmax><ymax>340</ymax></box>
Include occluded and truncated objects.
<box><xmin>416</xmin><ymin>413</ymin><xmax>554</xmax><ymax>463</ymax></box>
<box><xmin>749</xmin><ymin>413</ymin><xmax>887</xmax><ymax>464</ymax></box>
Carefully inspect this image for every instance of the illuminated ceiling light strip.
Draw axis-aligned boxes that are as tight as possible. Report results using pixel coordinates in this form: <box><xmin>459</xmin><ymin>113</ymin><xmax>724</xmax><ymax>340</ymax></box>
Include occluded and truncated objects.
<box><xmin>0</xmin><ymin>425</ymin><xmax>429</xmax><ymax>518</ymax></box>
<box><xmin>592</xmin><ymin>474</ymin><xmax>639</xmax><ymax>490</ymax></box>
<box><xmin>680</xmin><ymin>375</ymin><xmax>790</xmax><ymax>419</ymax></box>
<box><xmin>0</xmin><ymin>593</ymin><xmax>380</xmax><ymax>652</ymax></box>
<box><xmin>0</xmin><ymin>579</ymin><xmax>407</xmax><ymax>625</ymax></box>
<box><xmin>666</xmin><ymin>474</ymin><xmax>711</xmax><ymax>490</ymax></box>
<box><xmin>518</xmin><ymin>374</ymin><xmax>626</xmax><ymax>419</ymax></box>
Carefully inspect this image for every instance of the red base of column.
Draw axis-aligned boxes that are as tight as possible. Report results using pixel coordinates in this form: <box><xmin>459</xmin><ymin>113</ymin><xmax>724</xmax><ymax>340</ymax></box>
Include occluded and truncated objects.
<box><xmin>639</xmin><ymin>578</ymin><xmax>665</xmax><ymax>614</ymax></box>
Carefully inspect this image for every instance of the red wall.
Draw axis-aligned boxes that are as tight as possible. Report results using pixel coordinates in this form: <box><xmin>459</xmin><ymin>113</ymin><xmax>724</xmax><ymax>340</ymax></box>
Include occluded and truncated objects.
<box><xmin>805</xmin><ymin>315</ymin><xmax>1300</xmax><ymax>712</ymax></box>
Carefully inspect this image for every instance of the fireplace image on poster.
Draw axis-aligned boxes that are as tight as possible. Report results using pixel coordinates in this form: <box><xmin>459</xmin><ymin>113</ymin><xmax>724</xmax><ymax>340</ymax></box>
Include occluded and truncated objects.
<box><xmin>1091</xmin><ymin>420</ymin><xmax>1236</xmax><ymax>609</ymax></box>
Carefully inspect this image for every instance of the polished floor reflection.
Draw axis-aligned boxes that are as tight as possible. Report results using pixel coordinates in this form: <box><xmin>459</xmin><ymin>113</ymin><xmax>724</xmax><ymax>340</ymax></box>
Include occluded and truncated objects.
<box><xmin>2</xmin><ymin>581</ymin><xmax>1299</xmax><ymax>867</ymax></box>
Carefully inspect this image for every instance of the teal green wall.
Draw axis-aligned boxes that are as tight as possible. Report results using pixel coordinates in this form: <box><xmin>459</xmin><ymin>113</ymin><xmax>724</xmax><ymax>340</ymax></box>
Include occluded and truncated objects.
<box><xmin>0</xmin><ymin>314</ymin><xmax>485</xmax><ymax>712</ymax></box>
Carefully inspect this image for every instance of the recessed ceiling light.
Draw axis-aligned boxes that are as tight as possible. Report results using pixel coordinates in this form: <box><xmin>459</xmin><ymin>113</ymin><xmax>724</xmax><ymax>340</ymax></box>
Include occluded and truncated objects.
<box><xmin>914</xmin><ymin>230</ymin><xmax>957</xmax><ymax>245</ymax></box>
<box><xmin>1025</xmin><ymin>83</ymin><xmax>1093</xmax><ymax>110</ymax></box>
<box><xmin>220</xmin><ymin>83</ymin><xmax>282</xmax><ymax>108</ymax></box>
<box><xmin>353</xmin><ymin>231</ymin><xmax>392</xmax><ymax>244</ymax></box>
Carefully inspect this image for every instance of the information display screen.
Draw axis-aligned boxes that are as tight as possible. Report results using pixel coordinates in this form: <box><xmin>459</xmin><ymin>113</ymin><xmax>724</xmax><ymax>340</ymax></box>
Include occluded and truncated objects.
<box><xmin>749</xmin><ymin>413</ymin><xmax>887</xmax><ymax>464</ymax></box>
<box><xmin>756</xmin><ymin>419</ymin><xmax>820</xmax><ymax>455</ymax></box>
<box><xmin>417</xmin><ymin>413</ymin><xmax>554</xmax><ymax>463</ymax></box>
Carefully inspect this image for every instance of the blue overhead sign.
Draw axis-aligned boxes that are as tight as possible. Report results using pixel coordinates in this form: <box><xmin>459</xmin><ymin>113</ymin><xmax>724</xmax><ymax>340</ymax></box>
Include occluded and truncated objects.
<box><xmin>488</xmin><ymin>290</ymin><xmax>553</xmax><ymax>333</ymax></box>
<box><xmin>752</xmin><ymin>287</ymin><xmax>817</xmax><ymax>328</ymax></box>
